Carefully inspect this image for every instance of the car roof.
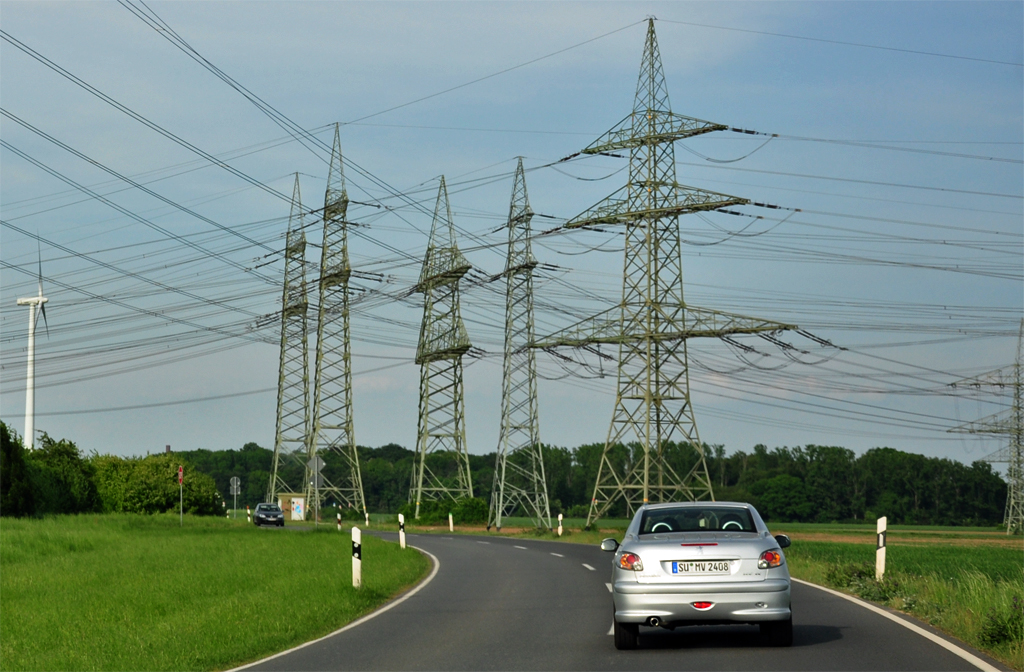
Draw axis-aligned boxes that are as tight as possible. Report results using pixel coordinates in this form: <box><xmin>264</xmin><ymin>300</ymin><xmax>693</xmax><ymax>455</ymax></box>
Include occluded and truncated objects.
<box><xmin>642</xmin><ymin>501</ymin><xmax>752</xmax><ymax>510</ymax></box>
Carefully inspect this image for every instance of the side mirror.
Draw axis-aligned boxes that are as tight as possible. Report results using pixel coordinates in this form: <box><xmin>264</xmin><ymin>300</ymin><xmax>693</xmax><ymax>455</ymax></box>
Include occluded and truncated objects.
<box><xmin>774</xmin><ymin>534</ymin><xmax>791</xmax><ymax>549</ymax></box>
<box><xmin>600</xmin><ymin>538</ymin><xmax>619</xmax><ymax>552</ymax></box>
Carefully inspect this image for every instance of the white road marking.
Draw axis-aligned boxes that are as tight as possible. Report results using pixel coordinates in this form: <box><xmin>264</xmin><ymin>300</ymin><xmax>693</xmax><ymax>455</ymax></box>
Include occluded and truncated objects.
<box><xmin>582</xmin><ymin>563</ymin><xmax>596</xmax><ymax>571</ymax></box>
<box><xmin>607</xmin><ymin>622</ymin><xmax>614</xmax><ymax>635</ymax></box>
<box><xmin>791</xmin><ymin>578</ymin><xmax>999</xmax><ymax>672</ymax></box>
<box><xmin>514</xmin><ymin>545</ymin><xmax>527</xmax><ymax>549</ymax></box>
<box><xmin>228</xmin><ymin>546</ymin><xmax>441</xmax><ymax>671</ymax></box>
<box><xmin>605</xmin><ymin>583</ymin><xmax>612</xmax><ymax>592</ymax></box>
<box><xmin>550</xmin><ymin>552</ymin><xmax>564</xmax><ymax>557</ymax></box>
<box><xmin>477</xmin><ymin>541</ymin><xmax>490</xmax><ymax>545</ymax></box>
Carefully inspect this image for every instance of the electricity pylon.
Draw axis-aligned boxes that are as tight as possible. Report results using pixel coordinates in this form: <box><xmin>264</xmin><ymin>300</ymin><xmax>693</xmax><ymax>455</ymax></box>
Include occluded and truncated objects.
<box><xmin>949</xmin><ymin>318</ymin><xmax>1024</xmax><ymax>534</ymax></box>
<box><xmin>487</xmin><ymin>159</ymin><xmax>552</xmax><ymax>531</ymax></box>
<box><xmin>309</xmin><ymin>125</ymin><xmax>367</xmax><ymax>516</ymax></box>
<box><xmin>16</xmin><ymin>247</ymin><xmax>48</xmax><ymax>449</ymax></box>
<box><xmin>532</xmin><ymin>19</ymin><xmax>796</xmax><ymax>527</ymax></box>
<box><xmin>411</xmin><ymin>177</ymin><xmax>474</xmax><ymax>518</ymax></box>
<box><xmin>267</xmin><ymin>175</ymin><xmax>312</xmax><ymax>507</ymax></box>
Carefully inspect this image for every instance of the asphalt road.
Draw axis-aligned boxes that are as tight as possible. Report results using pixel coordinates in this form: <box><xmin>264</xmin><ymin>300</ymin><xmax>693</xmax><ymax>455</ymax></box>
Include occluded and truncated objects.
<box><xmin>246</xmin><ymin>532</ymin><xmax>1003</xmax><ymax>671</ymax></box>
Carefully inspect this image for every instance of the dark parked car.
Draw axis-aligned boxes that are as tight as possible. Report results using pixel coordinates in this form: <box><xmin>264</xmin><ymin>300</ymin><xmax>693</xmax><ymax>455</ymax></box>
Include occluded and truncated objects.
<box><xmin>253</xmin><ymin>503</ymin><xmax>285</xmax><ymax>527</ymax></box>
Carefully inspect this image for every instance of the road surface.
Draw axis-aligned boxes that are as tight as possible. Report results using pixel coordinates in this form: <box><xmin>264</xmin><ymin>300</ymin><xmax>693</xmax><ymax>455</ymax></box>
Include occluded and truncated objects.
<box><xmin>245</xmin><ymin>532</ymin><xmax>1004</xmax><ymax>671</ymax></box>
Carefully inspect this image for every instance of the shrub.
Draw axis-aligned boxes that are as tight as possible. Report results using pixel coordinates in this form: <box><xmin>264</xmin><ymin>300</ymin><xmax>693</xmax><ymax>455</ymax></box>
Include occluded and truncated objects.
<box><xmin>979</xmin><ymin>595</ymin><xmax>1024</xmax><ymax>646</ymax></box>
<box><xmin>26</xmin><ymin>433</ymin><xmax>100</xmax><ymax>514</ymax></box>
<box><xmin>0</xmin><ymin>422</ymin><xmax>34</xmax><ymax>517</ymax></box>
<box><xmin>91</xmin><ymin>453</ymin><xmax>222</xmax><ymax>515</ymax></box>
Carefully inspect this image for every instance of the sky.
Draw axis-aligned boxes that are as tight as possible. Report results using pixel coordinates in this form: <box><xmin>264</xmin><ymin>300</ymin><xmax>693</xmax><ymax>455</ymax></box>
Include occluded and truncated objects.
<box><xmin>1</xmin><ymin>1</ymin><xmax>1021</xmax><ymax>469</ymax></box>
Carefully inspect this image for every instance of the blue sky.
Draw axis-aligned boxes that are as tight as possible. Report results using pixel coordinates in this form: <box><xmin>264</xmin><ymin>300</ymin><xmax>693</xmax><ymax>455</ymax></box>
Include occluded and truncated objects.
<box><xmin>1</xmin><ymin>2</ymin><xmax>1021</xmax><ymax>466</ymax></box>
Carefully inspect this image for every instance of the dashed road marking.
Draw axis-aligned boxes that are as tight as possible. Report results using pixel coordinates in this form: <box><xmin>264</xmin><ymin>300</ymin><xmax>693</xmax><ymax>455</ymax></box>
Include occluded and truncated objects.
<box><xmin>477</xmin><ymin>541</ymin><xmax>490</xmax><ymax>545</ymax></box>
<box><xmin>550</xmin><ymin>552</ymin><xmax>564</xmax><ymax>557</ymax></box>
<box><xmin>583</xmin><ymin>563</ymin><xmax>596</xmax><ymax>571</ymax></box>
<box><xmin>605</xmin><ymin>583</ymin><xmax>612</xmax><ymax>592</ymax></box>
<box><xmin>514</xmin><ymin>545</ymin><xmax>527</xmax><ymax>550</ymax></box>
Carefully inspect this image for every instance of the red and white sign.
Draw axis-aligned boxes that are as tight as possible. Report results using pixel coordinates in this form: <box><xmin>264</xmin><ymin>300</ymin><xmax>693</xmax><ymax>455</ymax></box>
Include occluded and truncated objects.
<box><xmin>178</xmin><ymin>466</ymin><xmax>183</xmax><ymax>484</ymax></box>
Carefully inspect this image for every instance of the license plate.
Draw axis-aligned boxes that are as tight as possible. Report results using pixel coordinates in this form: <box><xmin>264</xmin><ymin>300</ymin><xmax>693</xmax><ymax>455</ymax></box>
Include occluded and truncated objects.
<box><xmin>672</xmin><ymin>561</ymin><xmax>730</xmax><ymax>574</ymax></box>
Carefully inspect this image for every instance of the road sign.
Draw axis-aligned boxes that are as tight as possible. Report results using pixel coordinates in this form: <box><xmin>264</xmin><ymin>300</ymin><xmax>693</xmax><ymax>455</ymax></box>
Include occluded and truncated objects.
<box><xmin>229</xmin><ymin>476</ymin><xmax>241</xmax><ymax>496</ymax></box>
<box><xmin>307</xmin><ymin>455</ymin><xmax>325</xmax><ymax>473</ymax></box>
<box><xmin>178</xmin><ymin>466</ymin><xmax>183</xmax><ymax>484</ymax></box>
<box><xmin>310</xmin><ymin>472</ymin><xmax>324</xmax><ymax>488</ymax></box>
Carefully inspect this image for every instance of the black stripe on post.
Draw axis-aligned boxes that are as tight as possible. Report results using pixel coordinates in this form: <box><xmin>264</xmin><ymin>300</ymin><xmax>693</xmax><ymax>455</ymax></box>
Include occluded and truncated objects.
<box><xmin>399</xmin><ymin>520</ymin><xmax>405</xmax><ymax>532</ymax></box>
<box><xmin>877</xmin><ymin>530</ymin><xmax>887</xmax><ymax>549</ymax></box>
<box><xmin>352</xmin><ymin>540</ymin><xmax>362</xmax><ymax>560</ymax></box>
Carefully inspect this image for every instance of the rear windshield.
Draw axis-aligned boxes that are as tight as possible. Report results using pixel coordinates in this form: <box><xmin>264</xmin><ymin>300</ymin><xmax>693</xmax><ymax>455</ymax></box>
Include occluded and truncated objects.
<box><xmin>639</xmin><ymin>507</ymin><xmax>756</xmax><ymax>534</ymax></box>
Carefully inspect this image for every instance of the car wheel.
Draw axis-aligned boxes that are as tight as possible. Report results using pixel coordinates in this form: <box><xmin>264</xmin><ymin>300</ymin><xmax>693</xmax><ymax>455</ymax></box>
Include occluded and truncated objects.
<box><xmin>761</xmin><ymin>616</ymin><xmax>793</xmax><ymax>647</ymax></box>
<box><xmin>613</xmin><ymin>616</ymin><xmax>639</xmax><ymax>650</ymax></box>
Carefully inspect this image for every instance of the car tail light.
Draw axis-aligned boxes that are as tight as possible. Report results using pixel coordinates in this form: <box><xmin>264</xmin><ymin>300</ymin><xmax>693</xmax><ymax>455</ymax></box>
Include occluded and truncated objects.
<box><xmin>758</xmin><ymin>549</ymin><xmax>784</xmax><ymax>569</ymax></box>
<box><xmin>618</xmin><ymin>552</ymin><xmax>644</xmax><ymax>571</ymax></box>
<box><xmin>692</xmin><ymin>602</ymin><xmax>714</xmax><ymax>610</ymax></box>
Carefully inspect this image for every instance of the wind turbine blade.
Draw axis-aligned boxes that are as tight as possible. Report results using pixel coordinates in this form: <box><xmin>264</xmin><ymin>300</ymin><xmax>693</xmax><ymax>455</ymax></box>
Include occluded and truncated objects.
<box><xmin>40</xmin><ymin>303</ymin><xmax>49</xmax><ymax>339</ymax></box>
<box><xmin>37</xmin><ymin>239</ymin><xmax>43</xmax><ymax>296</ymax></box>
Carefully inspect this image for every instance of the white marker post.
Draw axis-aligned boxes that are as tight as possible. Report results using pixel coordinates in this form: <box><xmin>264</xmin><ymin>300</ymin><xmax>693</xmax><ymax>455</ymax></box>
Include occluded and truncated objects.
<box><xmin>178</xmin><ymin>466</ymin><xmax>183</xmax><ymax>527</ymax></box>
<box><xmin>351</xmin><ymin>526</ymin><xmax>362</xmax><ymax>588</ymax></box>
<box><xmin>246</xmin><ymin>506</ymin><xmax>251</xmax><ymax>523</ymax></box>
<box><xmin>398</xmin><ymin>513</ymin><xmax>406</xmax><ymax>549</ymax></box>
<box><xmin>557</xmin><ymin>513</ymin><xmax>563</xmax><ymax>537</ymax></box>
<box><xmin>365</xmin><ymin>512</ymin><xmax>370</xmax><ymax>527</ymax></box>
<box><xmin>876</xmin><ymin>516</ymin><xmax>887</xmax><ymax>581</ymax></box>
<box><xmin>448</xmin><ymin>512</ymin><xmax>454</xmax><ymax>532</ymax></box>
<box><xmin>337</xmin><ymin>512</ymin><xmax>342</xmax><ymax>532</ymax></box>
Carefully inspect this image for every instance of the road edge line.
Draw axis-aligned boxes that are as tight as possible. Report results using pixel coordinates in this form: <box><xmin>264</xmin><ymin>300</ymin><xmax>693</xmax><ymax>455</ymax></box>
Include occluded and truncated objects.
<box><xmin>226</xmin><ymin>545</ymin><xmax>441</xmax><ymax>671</ymax></box>
<box><xmin>791</xmin><ymin>578</ymin><xmax>1001</xmax><ymax>672</ymax></box>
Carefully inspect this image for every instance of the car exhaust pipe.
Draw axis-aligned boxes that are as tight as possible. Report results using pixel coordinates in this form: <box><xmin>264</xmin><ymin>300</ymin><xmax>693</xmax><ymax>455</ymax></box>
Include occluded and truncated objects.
<box><xmin>646</xmin><ymin>617</ymin><xmax>661</xmax><ymax>627</ymax></box>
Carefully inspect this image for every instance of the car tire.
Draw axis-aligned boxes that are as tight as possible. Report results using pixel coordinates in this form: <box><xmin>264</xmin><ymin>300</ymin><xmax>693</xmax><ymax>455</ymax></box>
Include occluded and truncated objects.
<box><xmin>761</xmin><ymin>616</ymin><xmax>793</xmax><ymax>647</ymax></box>
<box><xmin>613</xmin><ymin>616</ymin><xmax>639</xmax><ymax>650</ymax></box>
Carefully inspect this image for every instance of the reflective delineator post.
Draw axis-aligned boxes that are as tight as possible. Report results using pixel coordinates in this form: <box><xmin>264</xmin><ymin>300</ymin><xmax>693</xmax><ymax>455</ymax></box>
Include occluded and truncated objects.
<box><xmin>351</xmin><ymin>526</ymin><xmax>362</xmax><ymax>588</ymax></box>
<box><xmin>557</xmin><ymin>513</ymin><xmax>563</xmax><ymax>537</ymax></box>
<box><xmin>398</xmin><ymin>513</ymin><xmax>406</xmax><ymax>549</ymax></box>
<box><xmin>337</xmin><ymin>512</ymin><xmax>342</xmax><ymax>532</ymax></box>
<box><xmin>448</xmin><ymin>512</ymin><xmax>454</xmax><ymax>532</ymax></box>
<box><xmin>365</xmin><ymin>512</ymin><xmax>370</xmax><ymax>527</ymax></box>
<box><xmin>246</xmin><ymin>506</ymin><xmax>251</xmax><ymax>523</ymax></box>
<box><xmin>875</xmin><ymin>516</ymin><xmax>887</xmax><ymax>581</ymax></box>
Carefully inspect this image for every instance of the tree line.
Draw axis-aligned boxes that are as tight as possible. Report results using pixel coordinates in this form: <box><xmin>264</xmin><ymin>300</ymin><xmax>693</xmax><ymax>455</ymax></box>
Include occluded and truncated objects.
<box><xmin>1</xmin><ymin>419</ymin><xmax>1006</xmax><ymax>525</ymax></box>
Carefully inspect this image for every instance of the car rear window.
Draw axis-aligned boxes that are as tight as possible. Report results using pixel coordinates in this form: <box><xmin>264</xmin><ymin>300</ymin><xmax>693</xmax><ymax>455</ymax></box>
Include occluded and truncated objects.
<box><xmin>639</xmin><ymin>507</ymin><xmax>756</xmax><ymax>534</ymax></box>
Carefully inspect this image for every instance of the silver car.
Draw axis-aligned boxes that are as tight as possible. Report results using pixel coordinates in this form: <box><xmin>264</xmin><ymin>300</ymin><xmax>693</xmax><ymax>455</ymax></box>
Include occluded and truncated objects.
<box><xmin>601</xmin><ymin>501</ymin><xmax>792</xmax><ymax>649</ymax></box>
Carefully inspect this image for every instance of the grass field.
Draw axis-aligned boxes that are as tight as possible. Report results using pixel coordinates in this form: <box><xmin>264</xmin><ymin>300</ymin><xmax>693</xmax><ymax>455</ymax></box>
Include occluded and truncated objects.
<box><xmin>0</xmin><ymin>514</ymin><xmax>429</xmax><ymax>671</ymax></box>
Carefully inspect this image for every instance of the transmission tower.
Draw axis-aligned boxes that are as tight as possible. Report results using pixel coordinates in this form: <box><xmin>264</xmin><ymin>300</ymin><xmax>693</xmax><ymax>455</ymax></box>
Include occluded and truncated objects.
<box><xmin>267</xmin><ymin>175</ymin><xmax>312</xmax><ymax>507</ymax></box>
<box><xmin>487</xmin><ymin>159</ymin><xmax>552</xmax><ymax>531</ymax></box>
<box><xmin>411</xmin><ymin>177</ymin><xmax>474</xmax><ymax>518</ymax></box>
<box><xmin>532</xmin><ymin>19</ymin><xmax>796</xmax><ymax>527</ymax></box>
<box><xmin>308</xmin><ymin>125</ymin><xmax>367</xmax><ymax>516</ymax></box>
<box><xmin>949</xmin><ymin>318</ymin><xmax>1024</xmax><ymax>534</ymax></box>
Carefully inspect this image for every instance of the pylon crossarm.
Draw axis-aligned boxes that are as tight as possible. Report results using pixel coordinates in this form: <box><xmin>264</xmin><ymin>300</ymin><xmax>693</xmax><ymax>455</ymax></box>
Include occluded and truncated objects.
<box><xmin>531</xmin><ymin>303</ymin><xmax>796</xmax><ymax>349</ymax></box>
<box><xmin>948</xmin><ymin>408</ymin><xmax>1015</xmax><ymax>435</ymax></box>
<box><xmin>563</xmin><ymin>184</ymin><xmax>748</xmax><ymax>229</ymax></box>
<box><xmin>582</xmin><ymin>112</ymin><xmax>728</xmax><ymax>155</ymax></box>
<box><xmin>979</xmin><ymin>445</ymin><xmax>1021</xmax><ymax>462</ymax></box>
<box><xmin>950</xmin><ymin>367</ymin><xmax>1016</xmax><ymax>390</ymax></box>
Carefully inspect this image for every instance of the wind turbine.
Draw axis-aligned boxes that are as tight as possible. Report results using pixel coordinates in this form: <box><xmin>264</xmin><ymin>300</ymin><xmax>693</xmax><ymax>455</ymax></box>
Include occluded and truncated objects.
<box><xmin>16</xmin><ymin>246</ymin><xmax>48</xmax><ymax>449</ymax></box>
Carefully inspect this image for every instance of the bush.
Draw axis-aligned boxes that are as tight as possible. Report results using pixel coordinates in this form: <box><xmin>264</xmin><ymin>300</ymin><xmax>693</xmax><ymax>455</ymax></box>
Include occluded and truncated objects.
<box><xmin>91</xmin><ymin>453</ymin><xmax>222</xmax><ymax>515</ymax></box>
<box><xmin>0</xmin><ymin>422</ymin><xmax>34</xmax><ymax>517</ymax></box>
<box><xmin>26</xmin><ymin>433</ymin><xmax>99</xmax><ymax>515</ymax></box>
<box><xmin>397</xmin><ymin>496</ymin><xmax>488</xmax><ymax>525</ymax></box>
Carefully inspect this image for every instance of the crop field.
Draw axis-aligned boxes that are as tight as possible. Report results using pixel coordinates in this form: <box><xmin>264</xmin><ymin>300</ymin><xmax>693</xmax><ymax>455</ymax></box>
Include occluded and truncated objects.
<box><xmin>0</xmin><ymin>514</ymin><xmax>429</xmax><ymax>671</ymax></box>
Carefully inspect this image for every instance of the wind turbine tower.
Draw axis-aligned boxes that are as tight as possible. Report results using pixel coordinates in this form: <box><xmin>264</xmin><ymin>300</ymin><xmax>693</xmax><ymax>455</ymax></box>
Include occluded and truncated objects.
<box><xmin>17</xmin><ymin>254</ymin><xmax>48</xmax><ymax>449</ymax></box>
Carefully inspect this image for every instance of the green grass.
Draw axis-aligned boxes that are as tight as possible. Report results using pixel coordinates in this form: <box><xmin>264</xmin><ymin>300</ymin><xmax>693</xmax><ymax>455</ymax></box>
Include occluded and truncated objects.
<box><xmin>0</xmin><ymin>514</ymin><xmax>429</xmax><ymax>671</ymax></box>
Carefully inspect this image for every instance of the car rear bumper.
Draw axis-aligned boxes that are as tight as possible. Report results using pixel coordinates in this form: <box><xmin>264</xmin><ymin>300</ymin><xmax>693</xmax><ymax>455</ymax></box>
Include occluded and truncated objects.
<box><xmin>613</xmin><ymin>579</ymin><xmax>791</xmax><ymax>624</ymax></box>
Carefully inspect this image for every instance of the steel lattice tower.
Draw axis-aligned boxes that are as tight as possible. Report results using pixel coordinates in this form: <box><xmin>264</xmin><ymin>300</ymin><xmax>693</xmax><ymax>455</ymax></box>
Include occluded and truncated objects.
<box><xmin>309</xmin><ymin>125</ymin><xmax>367</xmax><ymax>515</ymax></box>
<box><xmin>950</xmin><ymin>319</ymin><xmax>1024</xmax><ymax>534</ymax></box>
<box><xmin>268</xmin><ymin>175</ymin><xmax>312</xmax><ymax>506</ymax></box>
<box><xmin>533</xmin><ymin>19</ymin><xmax>796</xmax><ymax>527</ymax></box>
<box><xmin>487</xmin><ymin>159</ymin><xmax>552</xmax><ymax>531</ymax></box>
<box><xmin>411</xmin><ymin>177</ymin><xmax>474</xmax><ymax>518</ymax></box>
